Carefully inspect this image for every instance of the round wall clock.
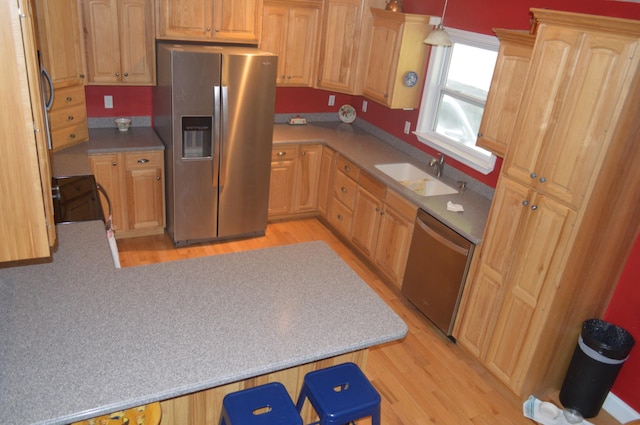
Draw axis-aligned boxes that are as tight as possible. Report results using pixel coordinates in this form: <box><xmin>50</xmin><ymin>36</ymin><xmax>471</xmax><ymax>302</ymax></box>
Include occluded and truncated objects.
<box><xmin>403</xmin><ymin>71</ymin><xmax>418</xmax><ymax>87</ymax></box>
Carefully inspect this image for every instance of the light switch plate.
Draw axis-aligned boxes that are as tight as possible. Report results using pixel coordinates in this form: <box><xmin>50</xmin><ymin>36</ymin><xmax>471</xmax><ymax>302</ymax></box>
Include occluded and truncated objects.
<box><xmin>404</xmin><ymin>121</ymin><xmax>411</xmax><ymax>134</ymax></box>
<box><xmin>104</xmin><ymin>95</ymin><xmax>113</xmax><ymax>109</ymax></box>
<box><xmin>362</xmin><ymin>100</ymin><xmax>368</xmax><ymax>112</ymax></box>
<box><xmin>328</xmin><ymin>95</ymin><xmax>335</xmax><ymax>106</ymax></box>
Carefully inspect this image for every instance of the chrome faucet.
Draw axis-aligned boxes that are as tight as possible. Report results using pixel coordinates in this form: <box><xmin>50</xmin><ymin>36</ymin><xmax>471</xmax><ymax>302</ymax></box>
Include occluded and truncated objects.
<box><xmin>429</xmin><ymin>153</ymin><xmax>445</xmax><ymax>178</ymax></box>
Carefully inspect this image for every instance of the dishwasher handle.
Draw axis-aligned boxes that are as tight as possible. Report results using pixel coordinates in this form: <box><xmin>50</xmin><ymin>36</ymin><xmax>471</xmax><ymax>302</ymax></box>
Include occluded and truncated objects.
<box><xmin>415</xmin><ymin>217</ymin><xmax>470</xmax><ymax>257</ymax></box>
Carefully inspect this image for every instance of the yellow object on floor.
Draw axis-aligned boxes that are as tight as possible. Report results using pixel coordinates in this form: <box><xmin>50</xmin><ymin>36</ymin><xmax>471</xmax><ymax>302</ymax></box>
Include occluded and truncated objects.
<box><xmin>71</xmin><ymin>402</ymin><xmax>161</xmax><ymax>425</ymax></box>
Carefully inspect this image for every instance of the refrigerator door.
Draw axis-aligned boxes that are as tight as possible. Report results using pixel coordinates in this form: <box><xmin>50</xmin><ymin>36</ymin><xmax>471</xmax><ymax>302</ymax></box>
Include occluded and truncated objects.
<box><xmin>167</xmin><ymin>47</ymin><xmax>222</xmax><ymax>244</ymax></box>
<box><xmin>217</xmin><ymin>51</ymin><xmax>277</xmax><ymax>238</ymax></box>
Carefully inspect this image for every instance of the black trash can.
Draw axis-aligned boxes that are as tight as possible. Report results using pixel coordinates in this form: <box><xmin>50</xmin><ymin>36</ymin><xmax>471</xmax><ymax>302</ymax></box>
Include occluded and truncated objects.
<box><xmin>559</xmin><ymin>319</ymin><xmax>635</xmax><ymax>418</ymax></box>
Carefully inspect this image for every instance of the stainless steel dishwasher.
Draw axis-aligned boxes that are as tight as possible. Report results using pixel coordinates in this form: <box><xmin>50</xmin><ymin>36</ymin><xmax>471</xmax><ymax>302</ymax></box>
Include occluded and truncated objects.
<box><xmin>402</xmin><ymin>209</ymin><xmax>475</xmax><ymax>339</ymax></box>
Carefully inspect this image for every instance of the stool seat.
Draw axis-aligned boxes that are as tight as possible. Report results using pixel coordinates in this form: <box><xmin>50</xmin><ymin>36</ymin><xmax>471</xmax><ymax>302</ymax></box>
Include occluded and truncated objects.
<box><xmin>220</xmin><ymin>382</ymin><xmax>302</xmax><ymax>425</ymax></box>
<box><xmin>296</xmin><ymin>362</ymin><xmax>381</xmax><ymax>425</ymax></box>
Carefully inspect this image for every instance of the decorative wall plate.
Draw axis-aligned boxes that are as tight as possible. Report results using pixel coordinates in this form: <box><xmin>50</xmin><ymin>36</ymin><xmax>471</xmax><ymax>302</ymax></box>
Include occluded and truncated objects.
<box><xmin>339</xmin><ymin>104</ymin><xmax>357</xmax><ymax>123</ymax></box>
<box><xmin>403</xmin><ymin>71</ymin><xmax>418</xmax><ymax>87</ymax></box>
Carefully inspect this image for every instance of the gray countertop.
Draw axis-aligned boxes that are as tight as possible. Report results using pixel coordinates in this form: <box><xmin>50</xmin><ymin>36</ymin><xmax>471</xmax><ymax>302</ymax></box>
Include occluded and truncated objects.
<box><xmin>0</xmin><ymin>221</ymin><xmax>407</xmax><ymax>425</ymax></box>
<box><xmin>273</xmin><ymin>122</ymin><xmax>491</xmax><ymax>244</ymax></box>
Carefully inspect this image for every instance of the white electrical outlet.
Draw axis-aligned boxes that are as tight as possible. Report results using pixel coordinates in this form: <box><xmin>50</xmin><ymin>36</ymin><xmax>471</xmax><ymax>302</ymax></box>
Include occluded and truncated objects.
<box><xmin>362</xmin><ymin>100</ymin><xmax>368</xmax><ymax>112</ymax></box>
<box><xmin>104</xmin><ymin>95</ymin><xmax>113</xmax><ymax>109</ymax></box>
<box><xmin>328</xmin><ymin>95</ymin><xmax>335</xmax><ymax>106</ymax></box>
<box><xmin>404</xmin><ymin>121</ymin><xmax>411</xmax><ymax>134</ymax></box>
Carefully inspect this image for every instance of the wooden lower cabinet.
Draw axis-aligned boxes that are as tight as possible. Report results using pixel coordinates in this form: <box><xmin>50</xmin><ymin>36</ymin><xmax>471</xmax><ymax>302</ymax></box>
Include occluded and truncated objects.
<box><xmin>268</xmin><ymin>144</ymin><xmax>323</xmax><ymax>219</ymax></box>
<box><xmin>158</xmin><ymin>350</ymin><xmax>367</xmax><ymax>425</ymax></box>
<box><xmin>89</xmin><ymin>150</ymin><xmax>165</xmax><ymax>238</ymax></box>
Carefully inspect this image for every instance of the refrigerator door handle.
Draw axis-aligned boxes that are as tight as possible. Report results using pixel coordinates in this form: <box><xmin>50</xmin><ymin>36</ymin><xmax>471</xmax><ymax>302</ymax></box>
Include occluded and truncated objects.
<box><xmin>215</xmin><ymin>85</ymin><xmax>229</xmax><ymax>190</ymax></box>
<box><xmin>41</xmin><ymin>67</ymin><xmax>54</xmax><ymax>111</ymax></box>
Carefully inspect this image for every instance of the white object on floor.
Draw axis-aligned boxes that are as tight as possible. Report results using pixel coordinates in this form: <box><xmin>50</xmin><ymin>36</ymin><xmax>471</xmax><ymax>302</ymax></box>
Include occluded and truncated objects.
<box><xmin>523</xmin><ymin>396</ymin><xmax>593</xmax><ymax>425</ymax></box>
<box><xmin>446</xmin><ymin>201</ymin><xmax>464</xmax><ymax>212</ymax></box>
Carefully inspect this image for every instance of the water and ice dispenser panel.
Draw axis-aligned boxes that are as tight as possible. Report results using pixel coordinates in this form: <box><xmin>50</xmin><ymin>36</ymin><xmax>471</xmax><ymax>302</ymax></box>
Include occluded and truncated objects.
<box><xmin>182</xmin><ymin>116</ymin><xmax>213</xmax><ymax>159</ymax></box>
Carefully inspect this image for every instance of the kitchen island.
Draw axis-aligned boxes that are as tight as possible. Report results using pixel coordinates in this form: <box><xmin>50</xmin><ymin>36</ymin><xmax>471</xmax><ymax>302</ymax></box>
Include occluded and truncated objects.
<box><xmin>0</xmin><ymin>222</ymin><xmax>407</xmax><ymax>425</ymax></box>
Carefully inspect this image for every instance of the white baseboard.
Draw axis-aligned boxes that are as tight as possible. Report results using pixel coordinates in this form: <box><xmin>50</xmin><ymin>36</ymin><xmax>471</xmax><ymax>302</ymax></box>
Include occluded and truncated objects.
<box><xmin>604</xmin><ymin>392</ymin><xmax>640</xmax><ymax>423</ymax></box>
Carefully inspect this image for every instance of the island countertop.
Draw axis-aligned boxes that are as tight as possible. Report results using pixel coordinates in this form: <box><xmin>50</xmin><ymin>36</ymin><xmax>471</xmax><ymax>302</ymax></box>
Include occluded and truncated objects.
<box><xmin>0</xmin><ymin>222</ymin><xmax>407</xmax><ymax>425</ymax></box>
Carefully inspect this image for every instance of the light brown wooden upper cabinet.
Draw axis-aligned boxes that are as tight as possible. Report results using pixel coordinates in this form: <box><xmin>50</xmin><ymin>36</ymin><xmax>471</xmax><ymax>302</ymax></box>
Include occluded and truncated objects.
<box><xmin>476</xmin><ymin>29</ymin><xmax>534</xmax><ymax>157</ymax></box>
<box><xmin>316</xmin><ymin>0</ymin><xmax>385</xmax><ymax>94</ymax></box>
<box><xmin>456</xmin><ymin>9</ymin><xmax>640</xmax><ymax>398</ymax></box>
<box><xmin>81</xmin><ymin>0</ymin><xmax>155</xmax><ymax>85</ymax></box>
<box><xmin>156</xmin><ymin>0</ymin><xmax>262</xmax><ymax>44</ymax></box>
<box><xmin>2</xmin><ymin>0</ymin><xmax>55</xmax><ymax>262</ymax></box>
<box><xmin>362</xmin><ymin>9</ymin><xmax>431</xmax><ymax>109</ymax></box>
<box><xmin>261</xmin><ymin>0</ymin><xmax>321</xmax><ymax>86</ymax></box>
<box><xmin>35</xmin><ymin>0</ymin><xmax>86</xmax><ymax>88</ymax></box>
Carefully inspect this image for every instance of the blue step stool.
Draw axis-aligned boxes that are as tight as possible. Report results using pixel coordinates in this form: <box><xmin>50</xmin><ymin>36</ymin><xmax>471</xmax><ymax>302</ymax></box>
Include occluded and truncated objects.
<box><xmin>295</xmin><ymin>362</ymin><xmax>381</xmax><ymax>425</ymax></box>
<box><xmin>220</xmin><ymin>382</ymin><xmax>302</xmax><ymax>425</ymax></box>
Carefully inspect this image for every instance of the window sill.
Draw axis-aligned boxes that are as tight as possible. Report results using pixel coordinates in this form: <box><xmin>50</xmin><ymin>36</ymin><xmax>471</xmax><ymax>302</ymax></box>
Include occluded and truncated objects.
<box><xmin>414</xmin><ymin>131</ymin><xmax>496</xmax><ymax>175</ymax></box>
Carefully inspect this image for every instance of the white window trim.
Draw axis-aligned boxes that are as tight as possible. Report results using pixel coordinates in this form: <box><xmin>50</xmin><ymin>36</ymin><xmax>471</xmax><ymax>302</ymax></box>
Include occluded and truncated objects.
<box><xmin>414</xmin><ymin>28</ymin><xmax>499</xmax><ymax>175</ymax></box>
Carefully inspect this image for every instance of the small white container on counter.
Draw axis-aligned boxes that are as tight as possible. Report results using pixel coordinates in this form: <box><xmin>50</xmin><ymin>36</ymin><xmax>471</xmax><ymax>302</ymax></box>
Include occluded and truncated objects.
<box><xmin>114</xmin><ymin>118</ymin><xmax>132</xmax><ymax>132</ymax></box>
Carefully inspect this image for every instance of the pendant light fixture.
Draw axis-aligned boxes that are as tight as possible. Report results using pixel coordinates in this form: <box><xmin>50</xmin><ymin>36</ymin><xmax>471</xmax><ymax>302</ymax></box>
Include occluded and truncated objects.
<box><xmin>424</xmin><ymin>0</ymin><xmax>452</xmax><ymax>46</ymax></box>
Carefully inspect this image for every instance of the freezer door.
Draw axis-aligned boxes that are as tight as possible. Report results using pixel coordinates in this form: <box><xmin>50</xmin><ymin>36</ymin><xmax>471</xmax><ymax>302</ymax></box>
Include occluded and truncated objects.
<box><xmin>168</xmin><ymin>48</ymin><xmax>222</xmax><ymax>244</ymax></box>
<box><xmin>217</xmin><ymin>52</ymin><xmax>277</xmax><ymax>238</ymax></box>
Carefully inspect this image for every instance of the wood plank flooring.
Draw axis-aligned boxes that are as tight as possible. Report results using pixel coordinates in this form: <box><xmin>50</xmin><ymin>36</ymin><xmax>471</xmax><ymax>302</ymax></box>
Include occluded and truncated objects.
<box><xmin>116</xmin><ymin>218</ymin><xmax>621</xmax><ymax>425</ymax></box>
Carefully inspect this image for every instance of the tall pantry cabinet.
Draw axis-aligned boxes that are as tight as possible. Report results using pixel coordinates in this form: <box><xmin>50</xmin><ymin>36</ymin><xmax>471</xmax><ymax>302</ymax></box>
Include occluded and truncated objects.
<box><xmin>1</xmin><ymin>0</ymin><xmax>55</xmax><ymax>262</ymax></box>
<box><xmin>456</xmin><ymin>9</ymin><xmax>640</xmax><ymax>397</ymax></box>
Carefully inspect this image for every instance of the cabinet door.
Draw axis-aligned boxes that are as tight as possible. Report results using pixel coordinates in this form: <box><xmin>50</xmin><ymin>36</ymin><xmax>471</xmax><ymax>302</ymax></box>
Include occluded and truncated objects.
<box><xmin>125</xmin><ymin>158</ymin><xmax>164</xmax><ymax>230</ymax></box>
<box><xmin>157</xmin><ymin>0</ymin><xmax>213</xmax><ymax>39</ymax></box>
<box><xmin>82</xmin><ymin>0</ymin><xmax>121</xmax><ymax>84</ymax></box>
<box><xmin>477</xmin><ymin>30</ymin><xmax>534</xmax><ymax>157</ymax></box>
<box><xmin>1</xmin><ymin>0</ymin><xmax>55</xmax><ymax>262</ymax></box>
<box><xmin>362</xmin><ymin>13</ymin><xmax>401</xmax><ymax>105</ymax></box>
<box><xmin>268</xmin><ymin>146</ymin><xmax>297</xmax><ymax>215</ymax></box>
<box><xmin>506</xmin><ymin>26</ymin><xmax>638</xmax><ymax>208</ymax></box>
<box><xmin>351</xmin><ymin>176</ymin><xmax>385</xmax><ymax>258</ymax></box>
<box><xmin>118</xmin><ymin>0</ymin><xmax>155</xmax><ymax>84</ymax></box>
<box><xmin>283</xmin><ymin>6</ymin><xmax>320</xmax><ymax>86</ymax></box>
<box><xmin>316</xmin><ymin>0</ymin><xmax>362</xmax><ymax>92</ymax></box>
<box><xmin>485</xmin><ymin>190</ymin><xmax>576</xmax><ymax>392</ymax></box>
<box><xmin>35</xmin><ymin>0</ymin><xmax>86</xmax><ymax>88</ymax></box>
<box><xmin>261</xmin><ymin>4</ymin><xmax>289</xmax><ymax>84</ymax></box>
<box><xmin>317</xmin><ymin>146</ymin><xmax>336</xmax><ymax>216</ymax></box>
<box><xmin>456</xmin><ymin>177</ymin><xmax>531</xmax><ymax>358</ymax></box>
<box><xmin>89</xmin><ymin>154</ymin><xmax>125</xmax><ymax>232</ymax></box>
<box><xmin>214</xmin><ymin>0</ymin><xmax>261</xmax><ymax>43</ymax></box>
<box><xmin>292</xmin><ymin>144</ymin><xmax>322</xmax><ymax>212</ymax></box>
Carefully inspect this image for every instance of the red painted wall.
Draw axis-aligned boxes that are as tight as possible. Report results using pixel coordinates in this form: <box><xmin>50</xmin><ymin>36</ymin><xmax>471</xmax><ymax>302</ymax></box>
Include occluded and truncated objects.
<box><xmin>83</xmin><ymin>0</ymin><xmax>640</xmax><ymax>411</ymax></box>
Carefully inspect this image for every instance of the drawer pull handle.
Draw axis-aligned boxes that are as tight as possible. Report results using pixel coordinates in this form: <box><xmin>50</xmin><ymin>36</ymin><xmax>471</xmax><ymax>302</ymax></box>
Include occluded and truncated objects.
<box><xmin>341</xmin><ymin>187</ymin><xmax>348</xmax><ymax>193</ymax></box>
<box><xmin>277</xmin><ymin>151</ymin><xmax>287</xmax><ymax>157</ymax></box>
<box><xmin>137</xmin><ymin>159</ymin><xmax>150</xmax><ymax>164</ymax></box>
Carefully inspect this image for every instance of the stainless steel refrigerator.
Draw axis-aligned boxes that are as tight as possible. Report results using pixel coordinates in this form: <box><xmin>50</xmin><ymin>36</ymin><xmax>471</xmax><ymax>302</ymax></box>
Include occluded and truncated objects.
<box><xmin>153</xmin><ymin>42</ymin><xmax>277</xmax><ymax>246</ymax></box>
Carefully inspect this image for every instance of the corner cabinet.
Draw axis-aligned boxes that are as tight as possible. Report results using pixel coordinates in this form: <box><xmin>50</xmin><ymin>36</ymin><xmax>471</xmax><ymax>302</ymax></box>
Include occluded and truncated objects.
<box><xmin>316</xmin><ymin>0</ymin><xmax>385</xmax><ymax>94</ymax></box>
<box><xmin>89</xmin><ymin>150</ymin><xmax>165</xmax><ymax>239</ymax></box>
<box><xmin>268</xmin><ymin>144</ymin><xmax>323</xmax><ymax>219</ymax></box>
<box><xmin>362</xmin><ymin>9</ymin><xmax>431</xmax><ymax>109</ymax></box>
<box><xmin>81</xmin><ymin>0</ymin><xmax>156</xmax><ymax>85</ymax></box>
<box><xmin>476</xmin><ymin>29</ymin><xmax>534</xmax><ymax>157</ymax></box>
<box><xmin>261</xmin><ymin>0</ymin><xmax>321</xmax><ymax>86</ymax></box>
<box><xmin>156</xmin><ymin>0</ymin><xmax>262</xmax><ymax>44</ymax></box>
<box><xmin>1</xmin><ymin>0</ymin><xmax>56</xmax><ymax>262</ymax></box>
<box><xmin>455</xmin><ymin>9</ymin><xmax>640</xmax><ymax>397</ymax></box>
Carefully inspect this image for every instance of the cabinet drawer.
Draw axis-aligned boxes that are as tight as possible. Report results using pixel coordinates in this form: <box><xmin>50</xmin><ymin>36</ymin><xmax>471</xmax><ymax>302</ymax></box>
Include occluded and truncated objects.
<box><xmin>271</xmin><ymin>146</ymin><xmax>298</xmax><ymax>161</ymax></box>
<box><xmin>125</xmin><ymin>151</ymin><xmax>164</xmax><ymax>169</ymax></box>
<box><xmin>51</xmin><ymin>85</ymin><xmax>85</xmax><ymax>110</ymax></box>
<box><xmin>359</xmin><ymin>171</ymin><xmax>386</xmax><ymax>198</ymax></box>
<box><xmin>385</xmin><ymin>189</ymin><xmax>417</xmax><ymax>221</ymax></box>
<box><xmin>333</xmin><ymin>170</ymin><xmax>357</xmax><ymax>209</ymax></box>
<box><xmin>336</xmin><ymin>155</ymin><xmax>360</xmax><ymax>181</ymax></box>
<box><xmin>49</xmin><ymin>104</ymin><xmax>87</xmax><ymax>130</ymax></box>
<box><xmin>328</xmin><ymin>198</ymin><xmax>353</xmax><ymax>236</ymax></box>
<box><xmin>51</xmin><ymin>124</ymin><xmax>88</xmax><ymax>148</ymax></box>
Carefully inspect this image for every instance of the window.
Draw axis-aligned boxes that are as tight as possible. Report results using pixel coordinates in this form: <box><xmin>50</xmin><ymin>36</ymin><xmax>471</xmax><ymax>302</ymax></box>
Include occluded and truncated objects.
<box><xmin>415</xmin><ymin>28</ymin><xmax>499</xmax><ymax>174</ymax></box>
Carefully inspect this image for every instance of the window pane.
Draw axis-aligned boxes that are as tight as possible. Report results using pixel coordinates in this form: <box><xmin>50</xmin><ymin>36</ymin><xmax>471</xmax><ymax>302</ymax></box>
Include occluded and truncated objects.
<box><xmin>434</xmin><ymin>94</ymin><xmax>483</xmax><ymax>145</ymax></box>
<box><xmin>445</xmin><ymin>44</ymin><xmax>497</xmax><ymax>101</ymax></box>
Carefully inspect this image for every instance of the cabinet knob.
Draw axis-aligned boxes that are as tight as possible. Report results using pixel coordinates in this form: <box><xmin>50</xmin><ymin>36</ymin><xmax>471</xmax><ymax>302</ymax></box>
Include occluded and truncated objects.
<box><xmin>375</xmin><ymin>207</ymin><xmax>380</xmax><ymax>213</ymax></box>
<box><xmin>112</xmin><ymin>162</ymin><xmax>117</xmax><ymax>166</ymax></box>
<box><xmin>79</xmin><ymin>74</ymin><xmax>85</xmax><ymax>79</ymax></box>
<box><xmin>344</xmin><ymin>165</ymin><xmax>351</xmax><ymax>172</ymax></box>
<box><xmin>69</xmin><ymin>133</ymin><xmax>76</xmax><ymax>139</ymax></box>
<box><xmin>156</xmin><ymin>176</ymin><xmax>161</xmax><ymax>181</ymax></box>
<box><xmin>531</xmin><ymin>205</ymin><xmax>538</xmax><ymax>211</ymax></box>
<box><xmin>115</xmin><ymin>72</ymin><xmax>120</xmax><ymax>77</ymax></box>
<box><xmin>206</xmin><ymin>27</ymin><xmax>211</xmax><ymax>32</ymax></box>
<box><xmin>67</xmin><ymin>116</ymin><xmax>74</xmax><ymax>121</ymax></box>
<box><xmin>276</xmin><ymin>151</ymin><xmax>287</xmax><ymax>157</ymax></box>
<box><xmin>123</xmin><ymin>72</ymin><xmax>129</xmax><ymax>77</ymax></box>
<box><xmin>477</xmin><ymin>132</ymin><xmax>484</xmax><ymax>138</ymax></box>
<box><xmin>539</xmin><ymin>177</ymin><xmax>547</xmax><ymax>183</ymax></box>
<box><xmin>530</xmin><ymin>172</ymin><xmax>538</xmax><ymax>179</ymax></box>
<box><xmin>301</xmin><ymin>151</ymin><xmax>306</xmax><ymax>156</ymax></box>
<box><xmin>522</xmin><ymin>200</ymin><xmax>529</xmax><ymax>206</ymax></box>
<box><xmin>341</xmin><ymin>187</ymin><xmax>348</xmax><ymax>193</ymax></box>
<box><xmin>337</xmin><ymin>214</ymin><xmax>344</xmax><ymax>221</ymax></box>
<box><xmin>137</xmin><ymin>158</ymin><xmax>150</xmax><ymax>164</ymax></box>
<box><xmin>66</xmin><ymin>96</ymin><xmax>73</xmax><ymax>102</ymax></box>
<box><xmin>215</xmin><ymin>28</ymin><xmax>220</xmax><ymax>32</ymax></box>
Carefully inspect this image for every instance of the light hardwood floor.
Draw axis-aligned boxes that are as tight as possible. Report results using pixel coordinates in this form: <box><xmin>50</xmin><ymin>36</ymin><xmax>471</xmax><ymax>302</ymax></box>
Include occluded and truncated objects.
<box><xmin>116</xmin><ymin>218</ymin><xmax>620</xmax><ymax>425</ymax></box>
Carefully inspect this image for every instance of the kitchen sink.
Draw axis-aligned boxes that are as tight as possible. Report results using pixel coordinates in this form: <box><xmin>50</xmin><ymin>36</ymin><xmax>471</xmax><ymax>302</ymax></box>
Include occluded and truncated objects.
<box><xmin>375</xmin><ymin>163</ymin><xmax>458</xmax><ymax>197</ymax></box>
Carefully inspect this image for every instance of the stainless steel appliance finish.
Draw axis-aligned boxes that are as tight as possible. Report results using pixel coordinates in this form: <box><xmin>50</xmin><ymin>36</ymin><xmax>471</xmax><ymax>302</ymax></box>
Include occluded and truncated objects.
<box><xmin>402</xmin><ymin>209</ymin><xmax>475</xmax><ymax>338</ymax></box>
<box><xmin>154</xmin><ymin>43</ymin><xmax>277</xmax><ymax>246</ymax></box>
